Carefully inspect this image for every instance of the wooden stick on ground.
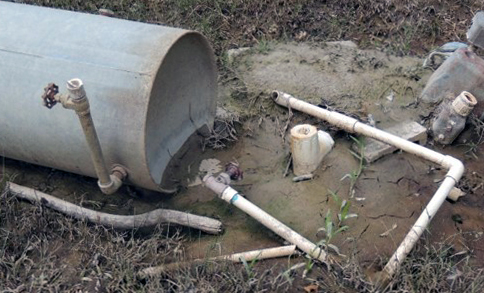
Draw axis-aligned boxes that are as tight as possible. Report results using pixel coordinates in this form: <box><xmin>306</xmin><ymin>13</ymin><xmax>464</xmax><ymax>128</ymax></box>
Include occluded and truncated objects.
<box><xmin>6</xmin><ymin>182</ymin><xmax>223</xmax><ymax>234</ymax></box>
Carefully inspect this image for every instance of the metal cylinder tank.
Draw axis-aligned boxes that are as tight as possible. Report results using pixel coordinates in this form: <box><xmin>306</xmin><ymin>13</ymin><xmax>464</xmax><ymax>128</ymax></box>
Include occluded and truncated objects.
<box><xmin>0</xmin><ymin>2</ymin><xmax>217</xmax><ymax>192</ymax></box>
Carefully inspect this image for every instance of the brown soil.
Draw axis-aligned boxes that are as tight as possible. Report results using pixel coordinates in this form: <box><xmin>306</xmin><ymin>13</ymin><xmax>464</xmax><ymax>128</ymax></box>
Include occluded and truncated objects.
<box><xmin>166</xmin><ymin>42</ymin><xmax>483</xmax><ymax>269</ymax></box>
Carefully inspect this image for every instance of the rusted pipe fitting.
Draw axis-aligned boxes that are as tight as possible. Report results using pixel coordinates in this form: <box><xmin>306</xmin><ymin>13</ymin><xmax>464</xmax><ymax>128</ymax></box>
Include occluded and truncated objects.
<box><xmin>112</xmin><ymin>164</ymin><xmax>129</xmax><ymax>181</ymax></box>
<box><xmin>225</xmin><ymin>162</ymin><xmax>243</xmax><ymax>180</ymax></box>
<box><xmin>55</xmin><ymin>93</ymin><xmax>91</xmax><ymax>115</ymax></box>
<box><xmin>98</xmin><ymin>174</ymin><xmax>123</xmax><ymax>195</ymax></box>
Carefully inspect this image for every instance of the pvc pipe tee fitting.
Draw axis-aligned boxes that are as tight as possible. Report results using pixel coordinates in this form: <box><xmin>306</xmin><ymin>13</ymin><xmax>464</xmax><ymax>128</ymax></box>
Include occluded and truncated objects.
<box><xmin>290</xmin><ymin>124</ymin><xmax>334</xmax><ymax>176</ymax></box>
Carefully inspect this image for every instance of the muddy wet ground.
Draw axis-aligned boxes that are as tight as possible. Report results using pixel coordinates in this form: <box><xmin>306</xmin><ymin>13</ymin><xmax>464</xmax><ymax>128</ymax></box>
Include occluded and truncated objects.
<box><xmin>4</xmin><ymin>41</ymin><xmax>484</xmax><ymax>279</ymax></box>
<box><xmin>169</xmin><ymin>42</ymin><xmax>484</xmax><ymax>267</ymax></box>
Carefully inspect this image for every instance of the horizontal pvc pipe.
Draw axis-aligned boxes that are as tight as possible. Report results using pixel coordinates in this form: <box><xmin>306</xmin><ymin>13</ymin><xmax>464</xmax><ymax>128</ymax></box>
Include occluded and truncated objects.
<box><xmin>272</xmin><ymin>91</ymin><xmax>446</xmax><ymax>165</ymax></box>
<box><xmin>210</xmin><ymin>244</ymin><xmax>297</xmax><ymax>262</ymax></box>
<box><xmin>272</xmin><ymin>91</ymin><xmax>465</xmax><ymax>281</ymax></box>
<box><xmin>204</xmin><ymin>176</ymin><xmax>326</xmax><ymax>262</ymax></box>
<box><xmin>139</xmin><ymin>245</ymin><xmax>297</xmax><ymax>277</ymax></box>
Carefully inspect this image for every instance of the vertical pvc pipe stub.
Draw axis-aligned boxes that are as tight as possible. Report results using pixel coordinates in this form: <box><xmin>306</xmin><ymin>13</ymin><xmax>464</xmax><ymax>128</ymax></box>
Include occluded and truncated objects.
<box><xmin>66</xmin><ymin>78</ymin><xmax>86</xmax><ymax>101</ymax></box>
<box><xmin>290</xmin><ymin>124</ymin><xmax>317</xmax><ymax>139</ymax></box>
<box><xmin>290</xmin><ymin>124</ymin><xmax>333</xmax><ymax>176</ymax></box>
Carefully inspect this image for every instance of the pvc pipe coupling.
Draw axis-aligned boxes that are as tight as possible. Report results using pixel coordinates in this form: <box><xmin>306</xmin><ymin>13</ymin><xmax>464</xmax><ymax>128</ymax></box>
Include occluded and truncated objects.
<box><xmin>452</xmin><ymin>91</ymin><xmax>477</xmax><ymax>117</ymax></box>
<box><xmin>66</xmin><ymin>78</ymin><xmax>87</xmax><ymax>101</ymax></box>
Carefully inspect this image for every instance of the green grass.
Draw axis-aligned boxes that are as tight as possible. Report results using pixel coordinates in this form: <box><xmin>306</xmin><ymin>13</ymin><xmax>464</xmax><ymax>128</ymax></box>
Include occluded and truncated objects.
<box><xmin>341</xmin><ymin>136</ymin><xmax>366</xmax><ymax>197</ymax></box>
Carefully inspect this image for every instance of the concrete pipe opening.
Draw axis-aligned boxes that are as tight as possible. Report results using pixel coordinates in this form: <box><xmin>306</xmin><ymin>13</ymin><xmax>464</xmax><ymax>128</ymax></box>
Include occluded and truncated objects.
<box><xmin>0</xmin><ymin>2</ymin><xmax>217</xmax><ymax>193</ymax></box>
<box><xmin>146</xmin><ymin>32</ymin><xmax>217</xmax><ymax>190</ymax></box>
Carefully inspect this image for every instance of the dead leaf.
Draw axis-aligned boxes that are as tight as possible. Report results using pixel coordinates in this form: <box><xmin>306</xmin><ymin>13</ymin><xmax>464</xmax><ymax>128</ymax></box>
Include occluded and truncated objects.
<box><xmin>304</xmin><ymin>284</ymin><xmax>319</xmax><ymax>293</ymax></box>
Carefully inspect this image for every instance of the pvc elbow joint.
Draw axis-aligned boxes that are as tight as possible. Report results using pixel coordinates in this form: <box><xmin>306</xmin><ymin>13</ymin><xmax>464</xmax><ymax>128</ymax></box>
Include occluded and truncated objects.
<box><xmin>98</xmin><ymin>174</ymin><xmax>123</xmax><ymax>195</ymax></box>
<box><xmin>442</xmin><ymin>155</ymin><xmax>465</xmax><ymax>181</ymax></box>
<box><xmin>98</xmin><ymin>165</ymin><xmax>128</xmax><ymax>195</ymax></box>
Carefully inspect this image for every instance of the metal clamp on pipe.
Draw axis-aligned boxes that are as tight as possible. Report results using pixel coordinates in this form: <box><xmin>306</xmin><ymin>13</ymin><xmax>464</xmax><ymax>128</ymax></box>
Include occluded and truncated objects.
<box><xmin>42</xmin><ymin>79</ymin><xmax>127</xmax><ymax>194</ymax></box>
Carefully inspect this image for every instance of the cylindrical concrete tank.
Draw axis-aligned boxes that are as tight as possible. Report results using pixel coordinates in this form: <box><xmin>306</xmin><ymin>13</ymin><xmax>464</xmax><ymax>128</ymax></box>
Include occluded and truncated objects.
<box><xmin>0</xmin><ymin>2</ymin><xmax>217</xmax><ymax>192</ymax></box>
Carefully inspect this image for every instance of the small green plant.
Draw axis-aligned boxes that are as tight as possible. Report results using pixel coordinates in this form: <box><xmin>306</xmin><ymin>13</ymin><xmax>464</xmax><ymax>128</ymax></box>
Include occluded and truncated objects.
<box><xmin>338</xmin><ymin>199</ymin><xmax>358</xmax><ymax>224</ymax></box>
<box><xmin>240</xmin><ymin>255</ymin><xmax>259</xmax><ymax>279</ymax></box>
<box><xmin>219</xmin><ymin>51</ymin><xmax>230</xmax><ymax>68</ymax></box>
<box><xmin>256</xmin><ymin>37</ymin><xmax>271</xmax><ymax>54</ymax></box>
<box><xmin>316</xmin><ymin>209</ymin><xmax>348</xmax><ymax>256</ymax></box>
<box><xmin>278</xmin><ymin>262</ymin><xmax>306</xmax><ymax>286</ymax></box>
<box><xmin>401</xmin><ymin>24</ymin><xmax>416</xmax><ymax>53</ymax></box>
<box><xmin>302</xmin><ymin>256</ymin><xmax>314</xmax><ymax>278</ymax></box>
<box><xmin>328</xmin><ymin>190</ymin><xmax>357</xmax><ymax>227</ymax></box>
<box><xmin>341</xmin><ymin>136</ymin><xmax>365</xmax><ymax>197</ymax></box>
<box><xmin>317</xmin><ymin>190</ymin><xmax>358</xmax><ymax>256</ymax></box>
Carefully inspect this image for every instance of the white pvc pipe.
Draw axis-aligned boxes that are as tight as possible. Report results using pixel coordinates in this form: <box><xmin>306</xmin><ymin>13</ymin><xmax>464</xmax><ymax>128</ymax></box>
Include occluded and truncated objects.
<box><xmin>272</xmin><ymin>91</ymin><xmax>464</xmax><ymax>281</ymax></box>
<box><xmin>204</xmin><ymin>176</ymin><xmax>327</xmax><ymax>262</ymax></box>
<box><xmin>209</xmin><ymin>244</ymin><xmax>297</xmax><ymax>262</ymax></box>
<box><xmin>139</xmin><ymin>245</ymin><xmax>297</xmax><ymax>277</ymax></box>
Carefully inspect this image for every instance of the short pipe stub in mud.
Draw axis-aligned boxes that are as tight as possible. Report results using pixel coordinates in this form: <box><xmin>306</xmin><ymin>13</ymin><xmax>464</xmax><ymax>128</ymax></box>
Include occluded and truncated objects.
<box><xmin>290</xmin><ymin>124</ymin><xmax>334</xmax><ymax>176</ymax></box>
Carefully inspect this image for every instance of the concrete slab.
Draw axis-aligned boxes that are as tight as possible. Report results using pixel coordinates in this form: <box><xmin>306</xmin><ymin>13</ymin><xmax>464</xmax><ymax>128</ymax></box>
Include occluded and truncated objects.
<box><xmin>354</xmin><ymin>121</ymin><xmax>428</xmax><ymax>163</ymax></box>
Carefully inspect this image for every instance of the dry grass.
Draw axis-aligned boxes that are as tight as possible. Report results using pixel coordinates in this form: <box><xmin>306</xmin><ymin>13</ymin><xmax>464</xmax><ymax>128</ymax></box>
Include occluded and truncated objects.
<box><xmin>3</xmin><ymin>186</ymin><xmax>484</xmax><ymax>292</ymax></box>
<box><xmin>0</xmin><ymin>189</ymin><xmax>297</xmax><ymax>292</ymax></box>
<box><xmin>4</xmin><ymin>0</ymin><xmax>484</xmax><ymax>291</ymax></box>
<box><xmin>18</xmin><ymin>0</ymin><xmax>484</xmax><ymax>60</ymax></box>
<box><xmin>0</xmin><ymin>188</ymin><xmax>177</xmax><ymax>291</ymax></box>
<box><xmin>340</xmin><ymin>241</ymin><xmax>484</xmax><ymax>292</ymax></box>
<box><xmin>203</xmin><ymin>110</ymin><xmax>241</xmax><ymax>150</ymax></box>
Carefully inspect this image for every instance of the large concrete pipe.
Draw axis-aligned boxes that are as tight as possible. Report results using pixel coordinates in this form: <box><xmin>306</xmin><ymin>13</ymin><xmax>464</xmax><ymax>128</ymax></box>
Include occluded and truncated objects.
<box><xmin>0</xmin><ymin>2</ymin><xmax>217</xmax><ymax>192</ymax></box>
